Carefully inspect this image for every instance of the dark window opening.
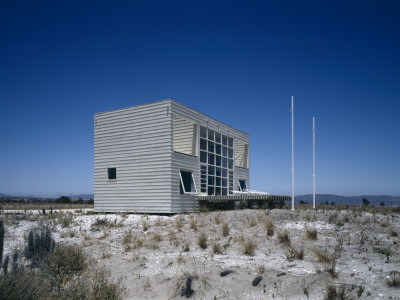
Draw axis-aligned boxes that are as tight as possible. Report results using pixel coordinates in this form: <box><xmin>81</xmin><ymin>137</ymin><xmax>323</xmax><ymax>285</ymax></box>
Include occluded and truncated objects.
<box><xmin>239</xmin><ymin>180</ymin><xmax>247</xmax><ymax>191</ymax></box>
<box><xmin>180</xmin><ymin>170</ymin><xmax>196</xmax><ymax>194</ymax></box>
<box><xmin>107</xmin><ymin>168</ymin><xmax>116</xmax><ymax>180</ymax></box>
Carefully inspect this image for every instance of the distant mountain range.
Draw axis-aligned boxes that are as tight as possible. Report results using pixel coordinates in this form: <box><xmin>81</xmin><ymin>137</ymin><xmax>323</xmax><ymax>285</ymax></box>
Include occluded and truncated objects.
<box><xmin>0</xmin><ymin>193</ymin><xmax>94</xmax><ymax>200</ymax></box>
<box><xmin>1</xmin><ymin>193</ymin><xmax>399</xmax><ymax>205</ymax></box>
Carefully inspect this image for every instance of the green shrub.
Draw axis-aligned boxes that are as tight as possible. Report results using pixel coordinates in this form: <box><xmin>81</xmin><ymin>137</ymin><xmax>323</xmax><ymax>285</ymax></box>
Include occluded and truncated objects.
<box><xmin>44</xmin><ymin>243</ymin><xmax>88</xmax><ymax>293</ymax></box>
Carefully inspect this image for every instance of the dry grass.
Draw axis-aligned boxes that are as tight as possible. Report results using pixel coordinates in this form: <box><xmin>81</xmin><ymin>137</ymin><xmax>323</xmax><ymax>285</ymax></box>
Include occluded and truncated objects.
<box><xmin>277</xmin><ymin>229</ymin><xmax>291</xmax><ymax>245</ymax></box>
<box><xmin>212</xmin><ymin>242</ymin><xmax>223</xmax><ymax>254</ymax></box>
<box><xmin>264</xmin><ymin>218</ymin><xmax>275</xmax><ymax>236</ymax></box>
<box><xmin>189</xmin><ymin>217</ymin><xmax>198</xmax><ymax>231</ymax></box>
<box><xmin>241</xmin><ymin>239</ymin><xmax>257</xmax><ymax>256</ymax></box>
<box><xmin>198</xmin><ymin>232</ymin><xmax>208</xmax><ymax>249</ymax></box>
<box><xmin>122</xmin><ymin>229</ymin><xmax>132</xmax><ymax>245</ymax></box>
<box><xmin>313</xmin><ymin>248</ymin><xmax>334</xmax><ymax>264</ymax></box>
<box><xmin>386</xmin><ymin>271</ymin><xmax>400</xmax><ymax>287</ymax></box>
<box><xmin>221</xmin><ymin>222</ymin><xmax>230</xmax><ymax>237</ymax></box>
<box><xmin>286</xmin><ymin>245</ymin><xmax>304</xmax><ymax>262</ymax></box>
<box><xmin>305</xmin><ymin>227</ymin><xmax>318</xmax><ymax>240</ymax></box>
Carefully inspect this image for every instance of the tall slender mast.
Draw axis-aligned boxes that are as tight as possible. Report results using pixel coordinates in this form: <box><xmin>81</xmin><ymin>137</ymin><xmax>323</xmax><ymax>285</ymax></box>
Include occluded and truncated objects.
<box><xmin>291</xmin><ymin>96</ymin><xmax>295</xmax><ymax>210</ymax></box>
<box><xmin>312</xmin><ymin>116</ymin><xmax>316</xmax><ymax>209</ymax></box>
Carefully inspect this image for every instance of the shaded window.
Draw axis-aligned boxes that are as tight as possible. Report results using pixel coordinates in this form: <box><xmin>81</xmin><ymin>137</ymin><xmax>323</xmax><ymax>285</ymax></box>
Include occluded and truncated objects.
<box><xmin>173</xmin><ymin>115</ymin><xmax>198</xmax><ymax>156</ymax></box>
<box><xmin>107</xmin><ymin>168</ymin><xmax>116</xmax><ymax>180</ymax></box>
<box><xmin>239</xmin><ymin>180</ymin><xmax>247</xmax><ymax>191</ymax></box>
<box><xmin>179</xmin><ymin>170</ymin><xmax>197</xmax><ymax>194</ymax></box>
<box><xmin>200</xmin><ymin>139</ymin><xmax>207</xmax><ymax>151</ymax></box>
<box><xmin>234</xmin><ymin>140</ymin><xmax>249</xmax><ymax>169</ymax></box>
<box><xmin>200</xmin><ymin>126</ymin><xmax>207</xmax><ymax>138</ymax></box>
<box><xmin>200</xmin><ymin>151</ymin><xmax>207</xmax><ymax>163</ymax></box>
<box><xmin>215</xmin><ymin>132</ymin><xmax>221</xmax><ymax>143</ymax></box>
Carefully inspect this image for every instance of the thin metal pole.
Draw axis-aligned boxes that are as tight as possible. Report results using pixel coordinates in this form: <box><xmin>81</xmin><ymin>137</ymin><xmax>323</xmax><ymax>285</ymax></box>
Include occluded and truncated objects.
<box><xmin>291</xmin><ymin>96</ymin><xmax>294</xmax><ymax>210</ymax></box>
<box><xmin>312</xmin><ymin>116</ymin><xmax>316</xmax><ymax>209</ymax></box>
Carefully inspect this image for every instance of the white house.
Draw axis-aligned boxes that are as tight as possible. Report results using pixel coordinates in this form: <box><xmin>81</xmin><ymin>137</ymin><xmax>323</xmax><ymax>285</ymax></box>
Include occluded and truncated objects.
<box><xmin>94</xmin><ymin>99</ymin><xmax>249</xmax><ymax>213</ymax></box>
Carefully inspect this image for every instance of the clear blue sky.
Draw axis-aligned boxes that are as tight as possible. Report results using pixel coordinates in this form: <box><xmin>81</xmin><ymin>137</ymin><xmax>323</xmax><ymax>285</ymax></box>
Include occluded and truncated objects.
<box><xmin>1</xmin><ymin>1</ymin><xmax>399</xmax><ymax>197</ymax></box>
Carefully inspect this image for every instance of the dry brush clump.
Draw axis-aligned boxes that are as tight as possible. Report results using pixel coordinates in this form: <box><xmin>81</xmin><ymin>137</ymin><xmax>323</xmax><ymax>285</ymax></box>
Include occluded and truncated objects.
<box><xmin>386</xmin><ymin>271</ymin><xmax>400</xmax><ymax>287</ymax></box>
<box><xmin>197</xmin><ymin>232</ymin><xmax>208</xmax><ymax>249</ymax></box>
<box><xmin>305</xmin><ymin>227</ymin><xmax>318</xmax><ymax>240</ymax></box>
<box><xmin>286</xmin><ymin>245</ymin><xmax>304</xmax><ymax>262</ymax></box>
<box><xmin>221</xmin><ymin>222</ymin><xmax>230</xmax><ymax>237</ymax></box>
<box><xmin>277</xmin><ymin>228</ymin><xmax>291</xmax><ymax>246</ymax></box>
<box><xmin>264</xmin><ymin>217</ymin><xmax>275</xmax><ymax>236</ymax></box>
<box><xmin>212</xmin><ymin>242</ymin><xmax>223</xmax><ymax>254</ymax></box>
<box><xmin>241</xmin><ymin>239</ymin><xmax>257</xmax><ymax>256</ymax></box>
<box><xmin>1</xmin><ymin>223</ymin><xmax>125</xmax><ymax>300</ymax></box>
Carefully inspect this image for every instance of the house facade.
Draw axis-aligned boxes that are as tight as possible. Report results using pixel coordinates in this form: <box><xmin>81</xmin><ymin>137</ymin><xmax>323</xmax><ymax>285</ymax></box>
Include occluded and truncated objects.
<box><xmin>94</xmin><ymin>99</ymin><xmax>249</xmax><ymax>213</ymax></box>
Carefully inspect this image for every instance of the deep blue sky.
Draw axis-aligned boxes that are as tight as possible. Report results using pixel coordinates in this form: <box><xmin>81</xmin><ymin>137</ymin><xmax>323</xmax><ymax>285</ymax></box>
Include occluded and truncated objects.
<box><xmin>1</xmin><ymin>1</ymin><xmax>399</xmax><ymax>197</ymax></box>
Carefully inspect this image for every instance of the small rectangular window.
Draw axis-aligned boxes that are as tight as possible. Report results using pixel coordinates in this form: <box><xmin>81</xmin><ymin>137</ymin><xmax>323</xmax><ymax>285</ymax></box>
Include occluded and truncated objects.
<box><xmin>107</xmin><ymin>168</ymin><xmax>116</xmax><ymax>180</ymax></box>
<box><xmin>179</xmin><ymin>170</ymin><xmax>197</xmax><ymax>194</ymax></box>
<box><xmin>239</xmin><ymin>180</ymin><xmax>247</xmax><ymax>191</ymax></box>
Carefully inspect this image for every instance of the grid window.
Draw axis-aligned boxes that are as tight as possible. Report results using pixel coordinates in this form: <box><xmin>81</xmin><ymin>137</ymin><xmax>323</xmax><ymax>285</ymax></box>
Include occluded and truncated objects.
<box><xmin>199</xmin><ymin>125</ymin><xmax>235</xmax><ymax>196</ymax></box>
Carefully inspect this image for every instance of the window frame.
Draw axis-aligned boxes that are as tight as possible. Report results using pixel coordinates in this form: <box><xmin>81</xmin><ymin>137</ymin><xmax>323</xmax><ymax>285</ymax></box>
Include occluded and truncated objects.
<box><xmin>238</xmin><ymin>179</ymin><xmax>247</xmax><ymax>191</ymax></box>
<box><xmin>179</xmin><ymin>170</ymin><xmax>198</xmax><ymax>195</ymax></box>
<box><xmin>107</xmin><ymin>167</ymin><xmax>117</xmax><ymax>180</ymax></box>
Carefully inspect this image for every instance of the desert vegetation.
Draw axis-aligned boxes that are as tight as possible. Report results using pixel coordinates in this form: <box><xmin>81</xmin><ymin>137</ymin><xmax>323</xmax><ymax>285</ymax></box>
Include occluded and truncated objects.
<box><xmin>1</xmin><ymin>205</ymin><xmax>399</xmax><ymax>299</ymax></box>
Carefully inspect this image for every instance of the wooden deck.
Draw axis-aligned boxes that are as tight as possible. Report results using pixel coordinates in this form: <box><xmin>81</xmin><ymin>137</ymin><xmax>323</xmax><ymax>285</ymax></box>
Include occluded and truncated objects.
<box><xmin>198</xmin><ymin>194</ymin><xmax>290</xmax><ymax>203</ymax></box>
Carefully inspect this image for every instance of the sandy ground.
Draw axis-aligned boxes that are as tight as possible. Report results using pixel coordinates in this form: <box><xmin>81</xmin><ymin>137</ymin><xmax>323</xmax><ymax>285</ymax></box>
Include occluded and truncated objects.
<box><xmin>2</xmin><ymin>208</ymin><xmax>400</xmax><ymax>299</ymax></box>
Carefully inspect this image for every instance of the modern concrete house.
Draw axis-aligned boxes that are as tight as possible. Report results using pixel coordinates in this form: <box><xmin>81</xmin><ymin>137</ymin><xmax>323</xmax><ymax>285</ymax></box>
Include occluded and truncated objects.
<box><xmin>94</xmin><ymin>99</ymin><xmax>250</xmax><ymax>213</ymax></box>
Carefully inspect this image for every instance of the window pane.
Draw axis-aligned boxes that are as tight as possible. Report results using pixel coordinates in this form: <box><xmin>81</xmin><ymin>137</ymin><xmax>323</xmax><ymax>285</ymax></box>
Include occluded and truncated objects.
<box><xmin>215</xmin><ymin>187</ymin><xmax>221</xmax><ymax>195</ymax></box>
<box><xmin>201</xmin><ymin>165</ymin><xmax>207</xmax><ymax>171</ymax></box>
<box><xmin>222</xmin><ymin>157</ymin><xmax>227</xmax><ymax>168</ymax></box>
<box><xmin>222</xmin><ymin>178</ymin><xmax>227</xmax><ymax>187</ymax></box>
<box><xmin>107</xmin><ymin>168</ymin><xmax>116</xmax><ymax>180</ymax></box>
<box><xmin>180</xmin><ymin>170</ymin><xmax>194</xmax><ymax>193</ymax></box>
<box><xmin>228</xmin><ymin>159</ymin><xmax>233</xmax><ymax>169</ymax></box>
<box><xmin>208</xmin><ymin>129</ymin><xmax>214</xmax><ymax>141</ymax></box>
<box><xmin>208</xmin><ymin>176</ymin><xmax>214</xmax><ymax>185</ymax></box>
<box><xmin>201</xmin><ymin>175</ymin><xmax>206</xmax><ymax>180</ymax></box>
<box><xmin>222</xmin><ymin>168</ymin><xmax>227</xmax><ymax>177</ymax></box>
<box><xmin>216</xmin><ymin>167</ymin><xmax>221</xmax><ymax>176</ymax></box>
<box><xmin>200</xmin><ymin>126</ymin><xmax>207</xmax><ymax>138</ymax></box>
<box><xmin>208</xmin><ymin>166</ymin><xmax>215</xmax><ymax>175</ymax></box>
<box><xmin>216</xmin><ymin>177</ymin><xmax>221</xmax><ymax>186</ymax></box>
<box><xmin>215</xmin><ymin>132</ymin><xmax>221</xmax><ymax>143</ymax></box>
<box><xmin>208</xmin><ymin>153</ymin><xmax>215</xmax><ymax>165</ymax></box>
<box><xmin>208</xmin><ymin>186</ymin><xmax>214</xmax><ymax>195</ymax></box>
<box><xmin>228</xmin><ymin>148</ymin><xmax>233</xmax><ymax>159</ymax></box>
<box><xmin>215</xmin><ymin>143</ymin><xmax>221</xmax><ymax>155</ymax></box>
<box><xmin>200</xmin><ymin>151</ymin><xmax>207</xmax><ymax>163</ymax></box>
<box><xmin>239</xmin><ymin>180</ymin><xmax>247</xmax><ymax>191</ymax></box>
<box><xmin>222</xmin><ymin>146</ymin><xmax>227</xmax><ymax>157</ymax></box>
<box><xmin>228</xmin><ymin>137</ymin><xmax>233</xmax><ymax>148</ymax></box>
<box><xmin>200</xmin><ymin>138</ymin><xmax>207</xmax><ymax>150</ymax></box>
<box><xmin>216</xmin><ymin>155</ymin><xmax>221</xmax><ymax>166</ymax></box>
<box><xmin>222</xmin><ymin>188</ymin><xmax>227</xmax><ymax>195</ymax></box>
<box><xmin>222</xmin><ymin>135</ymin><xmax>227</xmax><ymax>145</ymax></box>
<box><xmin>201</xmin><ymin>188</ymin><xmax>207</xmax><ymax>193</ymax></box>
<box><xmin>208</xmin><ymin>141</ymin><xmax>214</xmax><ymax>153</ymax></box>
